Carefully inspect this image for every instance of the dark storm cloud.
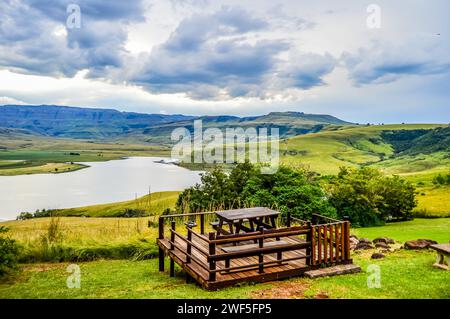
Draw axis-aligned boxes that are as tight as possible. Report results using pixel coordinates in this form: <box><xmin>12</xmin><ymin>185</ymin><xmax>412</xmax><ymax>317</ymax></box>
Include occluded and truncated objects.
<box><xmin>128</xmin><ymin>6</ymin><xmax>334</xmax><ymax>99</ymax></box>
<box><xmin>0</xmin><ymin>0</ymin><xmax>145</xmax><ymax>77</ymax></box>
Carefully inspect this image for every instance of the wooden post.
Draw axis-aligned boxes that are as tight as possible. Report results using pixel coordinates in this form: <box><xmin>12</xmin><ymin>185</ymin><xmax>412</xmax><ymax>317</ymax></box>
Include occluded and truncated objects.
<box><xmin>208</xmin><ymin>232</ymin><xmax>216</xmax><ymax>281</ymax></box>
<box><xmin>158</xmin><ymin>217</ymin><xmax>164</xmax><ymax>239</ymax></box>
<box><xmin>170</xmin><ymin>221</ymin><xmax>175</xmax><ymax>250</ymax></box>
<box><xmin>329</xmin><ymin>224</ymin><xmax>334</xmax><ymax>262</ymax></box>
<box><xmin>317</xmin><ymin>225</ymin><xmax>322</xmax><ymax>264</ymax></box>
<box><xmin>200</xmin><ymin>214</ymin><xmax>205</xmax><ymax>235</ymax></box>
<box><xmin>286</xmin><ymin>212</ymin><xmax>291</xmax><ymax>227</ymax></box>
<box><xmin>258</xmin><ymin>226</ymin><xmax>264</xmax><ymax>273</ymax></box>
<box><xmin>158</xmin><ymin>217</ymin><xmax>164</xmax><ymax>272</ymax></box>
<box><xmin>335</xmin><ymin>223</ymin><xmax>340</xmax><ymax>262</ymax></box>
<box><xmin>186</xmin><ymin>228</ymin><xmax>192</xmax><ymax>264</ymax></box>
<box><xmin>341</xmin><ymin>222</ymin><xmax>345</xmax><ymax>261</ymax></box>
<box><xmin>306</xmin><ymin>221</ymin><xmax>312</xmax><ymax>266</ymax></box>
<box><xmin>311</xmin><ymin>224</ymin><xmax>316</xmax><ymax>266</ymax></box>
<box><xmin>323</xmin><ymin>225</ymin><xmax>328</xmax><ymax>264</ymax></box>
<box><xmin>170</xmin><ymin>259</ymin><xmax>175</xmax><ymax>277</ymax></box>
<box><xmin>169</xmin><ymin>221</ymin><xmax>175</xmax><ymax>277</ymax></box>
<box><xmin>344</xmin><ymin>221</ymin><xmax>351</xmax><ymax>261</ymax></box>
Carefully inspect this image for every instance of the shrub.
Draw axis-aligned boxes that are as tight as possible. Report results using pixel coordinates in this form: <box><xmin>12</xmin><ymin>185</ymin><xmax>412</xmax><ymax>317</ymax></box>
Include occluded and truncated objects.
<box><xmin>116</xmin><ymin>208</ymin><xmax>147</xmax><ymax>218</ymax></box>
<box><xmin>0</xmin><ymin>226</ymin><xmax>21</xmax><ymax>277</ymax></box>
<box><xmin>326</xmin><ymin>167</ymin><xmax>417</xmax><ymax>226</ymax></box>
<box><xmin>16</xmin><ymin>212</ymin><xmax>33</xmax><ymax>220</ymax></box>
<box><xmin>432</xmin><ymin>173</ymin><xmax>450</xmax><ymax>186</ymax></box>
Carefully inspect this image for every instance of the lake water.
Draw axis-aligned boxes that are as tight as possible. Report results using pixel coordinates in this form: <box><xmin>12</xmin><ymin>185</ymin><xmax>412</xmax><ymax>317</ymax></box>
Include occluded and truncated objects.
<box><xmin>0</xmin><ymin>157</ymin><xmax>202</xmax><ymax>221</ymax></box>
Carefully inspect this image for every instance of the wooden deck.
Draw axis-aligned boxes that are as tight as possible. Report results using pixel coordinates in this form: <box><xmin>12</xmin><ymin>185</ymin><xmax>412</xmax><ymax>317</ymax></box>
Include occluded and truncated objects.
<box><xmin>159</xmin><ymin>234</ymin><xmax>310</xmax><ymax>290</ymax></box>
<box><xmin>156</xmin><ymin>210</ymin><xmax>353</xmax><ymax>290</ymax></box>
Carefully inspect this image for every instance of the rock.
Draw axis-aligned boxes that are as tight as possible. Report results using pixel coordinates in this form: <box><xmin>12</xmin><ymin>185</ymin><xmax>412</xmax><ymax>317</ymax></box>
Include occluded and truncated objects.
<box><xmin>404</xmin><ymin>239</ymin><xmax>438</xmax><ymax>250</ymax></box>
<box><xmin>373</xmin><ymin>237</ymin><xmax>395</xmax><ymax>245</ymax></box>
<box><xmin>354</xmin><ymin>242</ymin><xmax>374</xmax><ymax>250</ymax></box>
<box><xmin>375</xmin><ymin>242</ymin><xmax>390</xmax><ymax>249</ymax></box>
<box><xmin>350</xmin><ymin>234</ymin><xmax>358</xmax><ymax>240</ymax></box>
<box><xmin>371</xmin><ymin>253</ymin><xmax>385</xmax><ymax>259</ymax></box>
<box><xmin>418</xmin><ymin>239</ymin><xmax>438</xmax><ymax>245</ymax></box>
<box><xmin>381</xmin><ymin>249</ymin><xmax>391</xmax><ymax>254</ymax></box>
<box><xmin>359</xmin><ymin>238</ymin><xmax>371</xmax><ymax>244</ymax></box>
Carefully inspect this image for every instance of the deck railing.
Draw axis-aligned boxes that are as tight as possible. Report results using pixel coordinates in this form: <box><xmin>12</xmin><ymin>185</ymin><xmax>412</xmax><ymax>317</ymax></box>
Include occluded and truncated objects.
<box><xmin>310</xmin><ymin>214</ymin><xmax>350</xmax><ymax>265</ymax></box>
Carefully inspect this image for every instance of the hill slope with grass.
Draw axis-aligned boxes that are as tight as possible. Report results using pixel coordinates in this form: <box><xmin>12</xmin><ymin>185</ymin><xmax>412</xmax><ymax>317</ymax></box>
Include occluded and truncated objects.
<box><xmin>21</xmin><ymin>191</ymin><xmax>180</xmax><ymax>218</ymax></box>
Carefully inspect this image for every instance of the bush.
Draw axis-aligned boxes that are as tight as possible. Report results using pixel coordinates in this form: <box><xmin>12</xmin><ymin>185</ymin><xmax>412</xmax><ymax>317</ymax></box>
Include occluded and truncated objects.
<box><xmin>18</xmin><ymin>242</ymin><xmax>158</xmax><ymax>263</ymax></box>
<box><xmin>326</xmin><ymin>167</ymin><xmax>417</xmax><ymax>227</ymax></box>
<box><xmin>432</xmin><ymin>173</ymin><xmax>450</xmax><ymax>186</ymax></box>
<box><xmin>116</xmin><ymin>208</ymin><xmax>147</xmax><ymax>218</ymax></box>
<box><xmin>0</xmin><ymin>226</ymin><xmax>21</xmax><ymax>277</ymax></box>
<box><xmin>16</xmin><ymin>212</ymin><xmax>34</xmax><ymax>220</ymax></box>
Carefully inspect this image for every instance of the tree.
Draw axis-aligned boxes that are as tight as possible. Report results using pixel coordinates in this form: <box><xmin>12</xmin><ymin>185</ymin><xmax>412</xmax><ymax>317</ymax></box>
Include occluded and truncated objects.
<box><xmin>176</xmin><ymin>163</ymin><xmax>336</xmax><ymax>220</ymax></box>
<box><xmin>327</xmin><ymin>167</ymin><xmax>417</xmax><ymax>226</ymax></box>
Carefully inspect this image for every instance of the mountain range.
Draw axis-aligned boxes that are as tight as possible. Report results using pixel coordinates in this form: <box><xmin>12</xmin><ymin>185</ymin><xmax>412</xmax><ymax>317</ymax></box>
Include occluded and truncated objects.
<box><xmin>0</xmin><ymin>105</ymin><xmax>353</xmax><ymax>142</ymax></box>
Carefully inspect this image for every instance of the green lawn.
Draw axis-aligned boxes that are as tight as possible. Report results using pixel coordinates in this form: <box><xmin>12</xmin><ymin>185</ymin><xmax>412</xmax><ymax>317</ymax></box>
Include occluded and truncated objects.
<box><xmin>352</xmin><ymin>218</ymin><xmax>450</xmax><ymax>243</ymax></box>
<box><xmin>1</xmin><ymin>250</ymin><xmax>448</xmax><ymax>299</ymax></box>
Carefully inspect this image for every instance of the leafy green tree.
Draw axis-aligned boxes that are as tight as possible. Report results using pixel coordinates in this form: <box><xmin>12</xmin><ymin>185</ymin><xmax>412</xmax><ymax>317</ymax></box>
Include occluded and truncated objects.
<box><xmin>176</xmin><ymin>163</ymin><xmax>336</xmax><ymax>220</ymax></box>
<box><xmin>327</xmin><ymin>167</ymin><xmax>416</xmax><ymax>226</ymax></box>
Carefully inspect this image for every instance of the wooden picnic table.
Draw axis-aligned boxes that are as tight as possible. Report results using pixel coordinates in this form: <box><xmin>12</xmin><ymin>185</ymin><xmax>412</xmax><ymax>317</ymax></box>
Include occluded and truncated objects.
<box><xmin>214</xmin><ymin>207</ymin><xmax>280</xmax><ymax>235</ymax></box>
<box><xmin>430</xmin><ymin>243</ymin><xmax>450</xmax><ymax>270</ymax></box>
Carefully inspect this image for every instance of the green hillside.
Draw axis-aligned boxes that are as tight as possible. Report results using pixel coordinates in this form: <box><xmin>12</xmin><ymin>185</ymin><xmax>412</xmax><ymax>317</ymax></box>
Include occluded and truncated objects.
<box><xmin>281</xmin><ymin>124</ymin><xmax>447</xmax><ymax>175</ymax></box>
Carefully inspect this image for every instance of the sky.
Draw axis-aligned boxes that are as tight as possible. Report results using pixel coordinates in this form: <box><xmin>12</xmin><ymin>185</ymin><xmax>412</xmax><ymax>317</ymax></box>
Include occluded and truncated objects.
<box><xmin>0</xmin><ymin>0</ymin><xmax>449</xmax><ymax>123</ymax></box>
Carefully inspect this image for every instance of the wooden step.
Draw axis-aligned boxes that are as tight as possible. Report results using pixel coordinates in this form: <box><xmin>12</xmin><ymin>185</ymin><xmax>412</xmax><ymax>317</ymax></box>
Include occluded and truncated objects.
<box><xmin>305</xmin><ymin>264</ymin><xmax>361</xmax><ymax>279</ymax></box>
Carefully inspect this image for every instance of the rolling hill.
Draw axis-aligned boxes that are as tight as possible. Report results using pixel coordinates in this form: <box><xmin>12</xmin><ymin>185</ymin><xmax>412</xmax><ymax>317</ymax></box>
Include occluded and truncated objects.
<box><xmin>0</xmin><ymin>105</ymin><xmax>352</xmax><ymax>142</ymax></box>
<box><xmin>0</xmin><ymin>104</ymin><xmax>195</xmax><ymax>139</ymax></box>
<box><xmin>133</xmin><ymin>111</ymin><xmax>353</xmax><ymax>143</ymax></box>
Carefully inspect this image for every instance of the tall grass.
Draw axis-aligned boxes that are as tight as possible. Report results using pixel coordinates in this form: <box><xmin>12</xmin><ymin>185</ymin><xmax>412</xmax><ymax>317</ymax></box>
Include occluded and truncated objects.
<box><xmin>2</xmin><ymin>217</ymin><xmax>160</xmax><ymax>263</ymax></box>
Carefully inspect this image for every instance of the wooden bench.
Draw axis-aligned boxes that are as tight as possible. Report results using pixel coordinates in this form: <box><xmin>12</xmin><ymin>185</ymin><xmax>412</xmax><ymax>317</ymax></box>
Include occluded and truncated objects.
<box><xmin>430</xmin><ymin>244</ymin><xmax>450</xmax><ymax>270</ymax></box>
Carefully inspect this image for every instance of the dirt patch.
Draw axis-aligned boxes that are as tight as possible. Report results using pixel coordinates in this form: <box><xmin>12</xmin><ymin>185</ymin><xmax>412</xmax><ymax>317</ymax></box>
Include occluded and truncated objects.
<box><xmin>251</xmin><ymin>280</ymin><xmax>311</xmax><ymax>299</ymax></box>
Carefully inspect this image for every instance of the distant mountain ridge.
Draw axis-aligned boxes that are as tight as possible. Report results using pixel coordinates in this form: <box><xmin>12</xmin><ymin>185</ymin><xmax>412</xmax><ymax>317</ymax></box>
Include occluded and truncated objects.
<box><xmin>0</xmin><ymin>104</ymin><xmax>353</xmax><ymax>141</ymax></box>
<box><xmin>0</xmin><ymin>105</ymin><xmax>195</xmax><ymax>139</ymax></box>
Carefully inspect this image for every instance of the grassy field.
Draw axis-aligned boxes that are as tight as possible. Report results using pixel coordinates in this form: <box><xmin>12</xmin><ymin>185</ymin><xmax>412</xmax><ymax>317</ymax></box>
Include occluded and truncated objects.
<box><xmin>47</xmin><ymin>191</ymin><xmax>180</xmax><ymax>217</ymax></box>
<box><xmin>1</xmin><ymin>217</ymin><xmax>448</xmax><ymax>299</ymax></box>
<box><xmin>0</xmin><ymin>191</ymin><xmax>179</xmax><ymax>262</ymax></box>
<box><xmin>0</xmin><ymin>136</ymin><xmax>171</xmax><ymax>175</ymax></box>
